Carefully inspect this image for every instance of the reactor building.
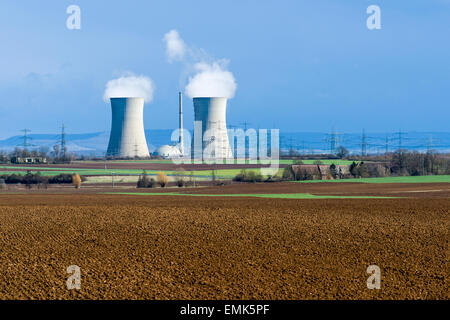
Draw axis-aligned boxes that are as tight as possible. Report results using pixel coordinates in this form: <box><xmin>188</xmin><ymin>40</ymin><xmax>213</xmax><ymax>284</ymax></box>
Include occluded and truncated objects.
<box><xmin>155</xmin><ymin>92</ymin><xmax>185</xmax><ymax>159</ymax></box>
<box><xmin>106</xmin><ymin>97</ymin><xmax>150</xmax><ymax>158</ymax></box>
<box><xmin>192</xmin><ymin>97</ymin><xmax>233</xmax><ymax>160</ymax></box>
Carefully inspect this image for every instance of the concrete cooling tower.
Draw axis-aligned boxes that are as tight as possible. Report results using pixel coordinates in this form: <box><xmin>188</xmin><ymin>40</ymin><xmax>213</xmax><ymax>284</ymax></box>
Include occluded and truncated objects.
<box><xmin>106</xmin><ymin>97</ymin><xmax>150</xmax><ymax>158</ymax></box>
<box><xmin>193</xmin><ymin>97</ymin><xmax>233</xmax><ymax>160</ymax></box>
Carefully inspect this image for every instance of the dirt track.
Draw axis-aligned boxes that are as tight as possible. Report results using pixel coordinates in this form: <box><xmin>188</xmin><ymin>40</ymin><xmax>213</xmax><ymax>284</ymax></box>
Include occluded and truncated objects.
<box><xmin>0</xmin><ymin>192</ymin><xmax>448</xmax><ymax>300</ymax></box>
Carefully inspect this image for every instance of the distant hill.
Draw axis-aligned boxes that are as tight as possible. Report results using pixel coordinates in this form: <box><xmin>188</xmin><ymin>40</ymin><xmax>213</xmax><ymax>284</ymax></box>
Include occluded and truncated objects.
<box><xmin>0</xmin><ymin>130</ymin><xmax>175</xmax><ymax>155</ymax></box>
<box><xmin>0</xmin><ymin>130</ymin><xmax>448</xmax><ymax>155</ymax></box>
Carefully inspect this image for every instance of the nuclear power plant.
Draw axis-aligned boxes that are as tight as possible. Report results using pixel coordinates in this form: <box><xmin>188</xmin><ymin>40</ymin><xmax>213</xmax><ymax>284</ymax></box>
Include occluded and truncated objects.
<box><xmin>192</xmin><ymin>97</ymin><xmax>233</xmax><ymax>160</ymax></box>
<box><xmin>106</xmin><ymin>97</ymin><xmax>150</xmax><ymax>158</ymax></box>
<box><xmin>105</xmin><ymin>94</ymin><xmax>233</xmax><ymax>159</ymax></box>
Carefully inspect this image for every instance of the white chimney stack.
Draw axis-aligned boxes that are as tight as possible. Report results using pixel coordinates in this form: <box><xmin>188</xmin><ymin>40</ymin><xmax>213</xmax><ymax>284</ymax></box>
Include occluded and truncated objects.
<box><xmin>179</xmin><ymin>92</ymin><xmax>184</xmax><ymax>155</ymax></box>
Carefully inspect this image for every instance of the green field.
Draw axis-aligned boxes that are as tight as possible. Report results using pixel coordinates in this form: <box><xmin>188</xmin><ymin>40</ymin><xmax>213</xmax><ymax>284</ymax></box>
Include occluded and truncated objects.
<box><xmin>76</xmin><ymin>160</ymin><xmax>173</xmax><ymax>164</ymax></box>
<box><xmin>0</xmin><ymin>158</ymin><xmax>356</xmax><ymax>179</ymax></box>
<box><xmin>104</xmin><ymin>192</ymin><xmax>399</xmax><ymax>199</ymax></box>
<box><xmin>2</xmin><ymin>163</ymin><xmax>449</xmax><ymax>184</ymax></box>
<box><xmin>0</xmin><ymin>167</ymin><xmax>267</xmax><ymax>179</ymax></box>
<box><xmin>293</xmin><ymin>175</ymin><xmax>450</xmax><ymax>184</ymax></box>
<box><xmin>76</xmin><ymin>159</ymin><xmax>356</xmax><ymax>165</ymax></box>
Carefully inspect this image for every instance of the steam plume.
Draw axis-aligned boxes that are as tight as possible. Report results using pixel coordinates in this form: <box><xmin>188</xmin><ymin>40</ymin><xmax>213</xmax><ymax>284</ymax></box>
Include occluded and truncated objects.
<box><xmin>103</xmin><ymin>75</ymin><xmax>155</xmax><ymax>103</ymax></box>
<box><xmin>163</xmin><ymin>30</ymin><xmax>186</xmax><ymax>63</ymax></box>
<box><xmin>185</xmin><ymin>61</ymin><xmax>237</xmax><ymax>98</ymax></box>
<box><xmin>163</xmin><ymin>29</ymin><xmax>237</xmax><ymax>99</ymax></box>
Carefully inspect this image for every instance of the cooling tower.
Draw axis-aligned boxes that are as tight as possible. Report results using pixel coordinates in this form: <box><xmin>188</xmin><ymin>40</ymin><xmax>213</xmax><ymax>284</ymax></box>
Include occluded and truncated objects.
<box><xmin>193</xmin><ymin>97</ymin><xmax>232</xmax><ymax>160</ymax></box>
<box><xmin>106</xmin><ymin>97</ymin><xmax>150</xmax><ymax>158</ymax></box>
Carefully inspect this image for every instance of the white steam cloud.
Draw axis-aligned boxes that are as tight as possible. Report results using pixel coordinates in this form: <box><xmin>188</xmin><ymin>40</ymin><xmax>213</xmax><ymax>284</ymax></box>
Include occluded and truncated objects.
<box><xmin>163</xmin><ymin>30</ymin><xmax>186</xmax><ymax>63</ymax></box>
<box><xmin>163</xmin><ymin>29</ymin><xmax>237</xmax><ymax>99</ymax></box>
<box><xmin>185</xmin><ymin>61</ymin><xmax>237</xmax><ymax>98</ymax></box>
<box><xmin>103</xmin><ymin>75</ymin><xmax>155</xmax><ymax>103</ymax></box>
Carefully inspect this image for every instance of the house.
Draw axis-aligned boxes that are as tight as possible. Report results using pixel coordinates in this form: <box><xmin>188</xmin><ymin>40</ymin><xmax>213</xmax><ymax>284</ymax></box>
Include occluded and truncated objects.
<box><xmin>291</xmin><ymin>164</ymin><xmax>350</xmax><ymax>180</ymax></box>
<box><xmin>10</xmin><ymin>157</ymin><xmax>48</xmax><ymax>164</ymax></box>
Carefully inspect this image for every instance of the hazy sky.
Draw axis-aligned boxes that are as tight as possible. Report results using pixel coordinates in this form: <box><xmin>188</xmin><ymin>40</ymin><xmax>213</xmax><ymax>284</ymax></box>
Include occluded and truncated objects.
<box><xmin>0</xmin><ymin>0</ymin><xmax>449</xmax><ymax>138</ymax></box>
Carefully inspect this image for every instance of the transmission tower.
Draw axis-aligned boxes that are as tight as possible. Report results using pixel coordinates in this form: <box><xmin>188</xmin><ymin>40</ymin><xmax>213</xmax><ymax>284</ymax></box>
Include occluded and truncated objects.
<box><xmin>17</xmin><ymin>129</ymin><xmax>35</xmax><ymax>149</ymax></box>
<box><xmin>60</xmin><ymin>124</ymin><xmax>67</xmax><ymax>159</ymax></box>
<box><xmin>361</xmin><ymin>129</ymin><xmax>367</xmax><ymax>156</ymax></box>
<box><xmin>288</xmin><ymin>137</ymin><xmax>294</xmax><ymax>155</ymax></box>
<box><xmin>300</xmin><ymin>140</ymin><xmax>306</xmax><ymax>155</ymax></box>
<box><xmin>393</xmin><ymin>129</ymin><xmax>407</xmax><ymax>151</ymax></box>
<box><xmin>427</xmin><ymin>135</ymin><xmax>433</xmax><ymax>153</ymax></box>
<box><xmin>325</xmin><ymin>129</ymin><xmax>341</xmax><ymax>155</ymax></box>
<box><xmin>385</xmin><ymin>135</ymin><xmax>390</xmax><ymax>154</ymax></box>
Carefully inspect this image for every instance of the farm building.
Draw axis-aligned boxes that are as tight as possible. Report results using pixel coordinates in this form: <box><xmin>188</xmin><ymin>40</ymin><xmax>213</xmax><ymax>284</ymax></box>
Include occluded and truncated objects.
<box><xmin>10</xmin><ymin>156</ymin><xmax>48</xmax><ymax>164</ymax></box>
<box><xmin>291</xmin><ymin>164</ymin><xmax>350</xmax><ymax>180</ymax></box>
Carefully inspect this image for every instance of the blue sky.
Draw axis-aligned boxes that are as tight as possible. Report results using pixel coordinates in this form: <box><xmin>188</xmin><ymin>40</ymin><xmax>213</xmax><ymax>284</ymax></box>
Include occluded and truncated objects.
<box><xmin>0</xmin><ymin>0</ymin><xmax>449</xmax><ymax>139</ymax></box>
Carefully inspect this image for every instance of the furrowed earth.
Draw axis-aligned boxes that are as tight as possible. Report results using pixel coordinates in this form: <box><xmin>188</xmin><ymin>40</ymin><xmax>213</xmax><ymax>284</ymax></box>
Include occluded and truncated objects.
<box><xmin>0</xmin><ymin>181</ymin><xmax>448</xmax><ymax>300</ymax></box>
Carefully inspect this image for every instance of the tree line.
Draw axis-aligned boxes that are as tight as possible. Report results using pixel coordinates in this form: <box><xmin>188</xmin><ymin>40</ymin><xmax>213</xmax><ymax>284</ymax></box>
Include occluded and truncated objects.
<box><xmin>282</xmin><ymin>151</ymin><xmax>450</xmax><ymax>181</ymax></box>
<box><xmin>0</xmin><ymin>146</ymin><xmax>75</xmax><ymax>164</ymax></box>
<box><xmin>0</xmin><ymin>171</ymin><xmax>85</xmax><ymax>188</ymax></box>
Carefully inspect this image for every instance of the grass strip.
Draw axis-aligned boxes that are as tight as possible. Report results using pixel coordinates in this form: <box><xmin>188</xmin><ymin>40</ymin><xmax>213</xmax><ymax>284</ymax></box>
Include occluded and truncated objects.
<box><xmin>103</xmin><ymin>192</ymin><xmax>400</xmax><ymax>199</ymax></box>
<box><xmin>292</xmin><ymin>175</ymin><xmax>450</xmax><ymax>184</ymax></box>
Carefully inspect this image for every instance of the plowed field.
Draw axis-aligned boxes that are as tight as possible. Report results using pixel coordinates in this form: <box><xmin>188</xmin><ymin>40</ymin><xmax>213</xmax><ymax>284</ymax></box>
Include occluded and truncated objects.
<box><xmin>0</xmin><ymin>193</ymin><xmax>448</xmax><ymax>299</ymax></box>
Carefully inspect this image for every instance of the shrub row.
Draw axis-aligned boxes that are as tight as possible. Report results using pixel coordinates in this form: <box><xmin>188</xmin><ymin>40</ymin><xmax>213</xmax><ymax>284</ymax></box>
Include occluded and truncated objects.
<box><xmin>233</xmin><ymin>169</ymin><xmax>282</xmax><ymax>183</ymax></box>
<box><xmin>0</xmin><ymin>172</ymin><xmax>86</xmax><ymax>185</ymax></box>
<box><xmin>137</xmin><ymin>171</ymin><xmax>169</xmax><ymax>188</ymax></box>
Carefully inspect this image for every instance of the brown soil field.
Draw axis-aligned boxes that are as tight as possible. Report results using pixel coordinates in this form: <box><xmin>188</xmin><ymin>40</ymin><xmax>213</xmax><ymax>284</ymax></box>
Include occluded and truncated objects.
<box><xmin>0</xmin><ymin>192</ymin><xmax>448</xmax><ymax>300</ymax></box>
<box><xmin>178</xmin><ymin>182</ymin><xmax>450</xmax><ymax>198</ymax></box>
<box><xmin>3</xmin><ymin>181</ymin><xmax>449</xmax><ymax>199</ymax></box>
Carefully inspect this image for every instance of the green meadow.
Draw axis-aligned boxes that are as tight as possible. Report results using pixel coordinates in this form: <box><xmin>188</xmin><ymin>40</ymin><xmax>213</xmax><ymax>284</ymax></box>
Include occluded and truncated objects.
<box><xmin>2</xmin><ymin>164</ymin><xmax>448</xmax><ymax>183</ymax></box>
<box><xmin>0</xmin><ymin>166</ymin><xmax>266</xmax><ymax>179</ymax></box>
<box><xmin>293</xmin><ymin>175</ymin><xmax>450</xmax><ymax>184</ymax></box>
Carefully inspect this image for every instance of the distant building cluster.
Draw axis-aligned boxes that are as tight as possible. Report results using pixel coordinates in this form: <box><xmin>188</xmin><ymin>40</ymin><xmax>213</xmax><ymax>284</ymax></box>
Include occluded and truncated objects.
<box><xmin>10</xmin><ymin>156</ymin><xmax>48</xmax><ymax>164</ymax></box>
<box><xmin>291</xmin><ymin>164</ymin><xmax>349</xmax><ymax>180</ymax></box>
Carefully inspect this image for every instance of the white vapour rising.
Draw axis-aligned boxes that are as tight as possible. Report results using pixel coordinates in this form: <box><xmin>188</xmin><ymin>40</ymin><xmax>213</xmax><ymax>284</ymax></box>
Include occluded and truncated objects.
<box><xmin>163</xmin><ymin>29</ymin><xmax>237</xmax><ymax>98</ymax></box>
<box><xmin>163</xmin><ymin>30</ymin><xmax>186</xmax><ymax>63</ymax></box>
<box><xmin>185</xmin><ymin>61</ymin><xmax>237</xmax><ymax>98</ymax></box>
<box><xmin>103</xmin><ymin>75</ymin><xmax>155</xmax><ymax>103</ymax></box>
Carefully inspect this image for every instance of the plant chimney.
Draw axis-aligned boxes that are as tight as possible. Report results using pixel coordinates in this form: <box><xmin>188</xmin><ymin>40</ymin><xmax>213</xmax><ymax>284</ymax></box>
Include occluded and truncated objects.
<box><xmin>179</xmin><ymin>92</ymin><xmax>184</xmax><ymax>155</ymax></box>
